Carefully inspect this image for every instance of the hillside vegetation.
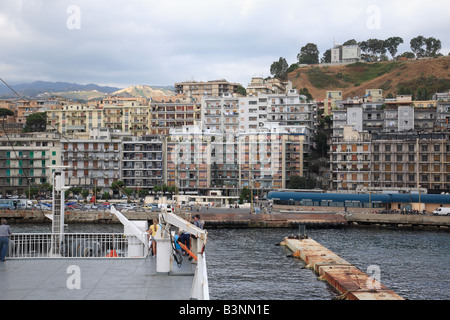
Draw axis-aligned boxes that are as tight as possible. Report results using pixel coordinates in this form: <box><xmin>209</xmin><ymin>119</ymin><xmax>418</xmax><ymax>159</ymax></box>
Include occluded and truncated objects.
<box><xmin>289</xmin><ymin>56</ymin><xmax>450</xmax><ymax>100</ymax></box>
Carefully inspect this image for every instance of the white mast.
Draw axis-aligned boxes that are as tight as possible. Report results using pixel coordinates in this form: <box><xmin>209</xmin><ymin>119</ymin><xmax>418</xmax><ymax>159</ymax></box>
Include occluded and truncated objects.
<box><xmin>50</xmin><ymin>166</ymin><xmax>70</xmax><ymax>256</ymax></box>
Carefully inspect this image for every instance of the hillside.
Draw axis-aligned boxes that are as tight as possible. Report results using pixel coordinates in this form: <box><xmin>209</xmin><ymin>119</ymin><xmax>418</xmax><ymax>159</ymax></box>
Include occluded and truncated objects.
<box><xmin>111</xmin><ymin>85</ymin><xmax>174</xmax><ymax>99</ymax></box>
<box><xmin>289</xmin><ymin>56</ymin><xmax>450</xmax><ymax>100</ymax></box>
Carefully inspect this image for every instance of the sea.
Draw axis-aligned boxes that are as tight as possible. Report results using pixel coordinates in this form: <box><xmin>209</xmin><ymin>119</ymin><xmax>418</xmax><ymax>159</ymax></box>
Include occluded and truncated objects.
<box><xmin>10</xmin><ymin>222</ymin><xmax>450</xmax><ymax>300</ymax></box>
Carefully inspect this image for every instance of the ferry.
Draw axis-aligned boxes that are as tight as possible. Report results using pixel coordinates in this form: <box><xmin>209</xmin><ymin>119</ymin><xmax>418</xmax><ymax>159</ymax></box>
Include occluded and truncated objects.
<box><xmin>0</xmin><ymin>167</ymin><xmax>209</xmax><ymax>300</ymax></box>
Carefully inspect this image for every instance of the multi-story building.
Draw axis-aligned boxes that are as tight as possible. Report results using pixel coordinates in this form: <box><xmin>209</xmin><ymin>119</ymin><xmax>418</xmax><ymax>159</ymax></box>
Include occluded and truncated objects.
<box><xmin>61</xmin><ymin>128</ymin><xmax>123</xmax><ymax>192</ymax></box>
<box><xmin>48</xmin><ymin>98</ymin><xmax>150</xmax><ymax>137</ymax></box>
<box><xmin>165</xmin><ymin>124</ymin><xmax>307</xmax><ymax>195</ymax></box>
<box><xmin>47</xmin><ymin>103</ymin><xmax>101</xmax><ymax>135</ymax></box>
<box><xmin>165</xmin><ymin>126</ymin><xmax>211</xmax><ymax>191</ymax></box>
<box><xmin>330</xmin><ymin>91</ymin><xmax>450</xmax><ymax>192</ymax></box>
<box><xmin>174</xmin><ymin>79</ymin><xmax>241</xmax><ymax>99</ymax></box>
<box><xmin>323</xmin><ymin>90</ymin><xmax>343</xmax><ymax>116</ymax></box>
<box><xmin>370</xmin><ymin>131</ymin><xmax>450</xmax><ymax>192</ymax></box>
<box><xmin>246</xmin><ymin>77</ymin><xmax>286</xmax><ymax>96</ymax></box>
<box><xmin>122</xmin><ymin>135</ymin><xmax>164</xmax><ymax>191</ymax></box>
<box><xmin>331</xmin><ymin>44</ymin><xmax>361</xmax><ymax>64</ymax></box>
<box><xmin>330</xmin><ymin>126</ymin><xmax>372</xmax><ymax>191</ymax></box>
<box><xmin>0</xmin><ymin>133</ymin><xmax>61</xmax><ymax>196</ymax></box>
<box><xmin>103</xmin><ymin>100</ymin><xmax>149</xmax><ymax>137</ymax></box>
<box><xmin>202</xmin><ymin>94</ymin><xmax>240</xmax><ymax>133</ymax></box>
<box><xmin>436</xmin><ymin>93</ymin><xmax>450</xmax><ymax>130</ymax></box>
<box><xmin>149</xmin><ymin>96</ymin><xmax>201</xmax><ymax>135</ymax></box>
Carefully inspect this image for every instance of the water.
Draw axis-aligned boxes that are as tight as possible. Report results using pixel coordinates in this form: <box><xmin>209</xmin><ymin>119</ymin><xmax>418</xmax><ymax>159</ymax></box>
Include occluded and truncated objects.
<box><xmin>206</xmin><ymin>228</ymin><xmax>450</xmax><ymax>300</ymax></box>
<box><xmin>10</xmin><ymin>223</ymin><xmax>450</xmax><ymax>300</ymax></box>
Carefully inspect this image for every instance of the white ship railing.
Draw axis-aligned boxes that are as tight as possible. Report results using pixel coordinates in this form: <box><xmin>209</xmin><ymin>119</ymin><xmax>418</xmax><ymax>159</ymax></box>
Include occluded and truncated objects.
<box><xmin>7</xmin><ymin>233</ymin><xmax>149</xmax><ymax>259</ymax></box>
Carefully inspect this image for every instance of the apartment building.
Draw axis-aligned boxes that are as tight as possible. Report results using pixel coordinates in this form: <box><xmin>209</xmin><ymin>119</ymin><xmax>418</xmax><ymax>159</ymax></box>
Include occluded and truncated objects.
<box><xmin>165</xmin><ymin>124</ymin><xmax>307</xmax><ymax>194</ymax></box>
<box><xmin>174</xmin><ymin>79</ymin><xmax>241</xmax><ymax>98</ymax></box>
<box><xmin>47</xmin><ymin>104</ymin><xmax>101</xmax><ymax>135</ymax></box>
<box><xmin>165</xmin><ymin>126</ymin><xmax>211</xmax><ymax>191</ymax></box>
<box><xmin>122</xmin><ymin>135</ymin><xmax>164</xmax><ymax>191</ymax></box>
<box><xmin>0</xmin><ymin>133</ymin><xmax>61</xmax><ymax>196</ymax></box>
<box><xmin>103</xmin><ymin>100</ymin><xmax>149</xmax><ymax>137</ymax></box>
<box><xmin>149</xmin><ymin>96</ymin><xmax>201</xmax><ymax>135</ymax></box>
<box><xmin>323</xmin><ymin>90</ymin><xmax>343</xmax><ymax>116</ymax></box>
<box><xmin>246</xmin><ymin>77</ymin><xmax>286</xmax><ymax>96</ymax></box>
<box><xmin>370</xmin><ymin>132</ymin><xmax>450</xmax><ymax>192</ymax></box>
<box><xmin>202</xmin><ymin>94</ymin><xmax>240</xmax><ymax>133</ymax></box>
<box><xmin>238</xmin><ymin>125</ymin><xmax>306</xmax><ymax>190</ymax></box>
<box><xmin>61</xmin><ymin>128</ymin><xmax>122</xmax><ymax>192</ymax></box>
<box><xmin>330</xmin><ymin>91</ymin><xmax>450</xmax><ymax>192</ymax></box>
<box><xmin>47</xmin><ymin>99</ymin><xmax>150</xmax><ymax>137</ymax></box>
<box><xmin>330</xmin><ymin>126</ymin><xmax>371</xmax><ymax>191</ymax></box>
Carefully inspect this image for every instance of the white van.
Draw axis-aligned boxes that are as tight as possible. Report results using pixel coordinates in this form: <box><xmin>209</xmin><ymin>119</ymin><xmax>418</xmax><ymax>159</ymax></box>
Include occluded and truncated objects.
<box><xmin>433</xmin><ymin>207</ymin><xmax>450</xmax><ymax>216</ymax></box>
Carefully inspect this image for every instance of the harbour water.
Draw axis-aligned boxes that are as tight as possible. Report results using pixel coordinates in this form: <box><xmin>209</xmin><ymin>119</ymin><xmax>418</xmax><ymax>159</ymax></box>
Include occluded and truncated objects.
<box><xmin>9</xmin><ymin>223</ymin><xmax>450</xmax><ymax>300</ymax></box>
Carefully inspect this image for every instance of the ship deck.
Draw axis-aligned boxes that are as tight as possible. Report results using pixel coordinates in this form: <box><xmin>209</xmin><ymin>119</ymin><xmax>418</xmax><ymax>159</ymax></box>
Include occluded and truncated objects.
<box><xmin>0</xmin><ymin>255</ymin><xmax>196</xmax><ymax>300</ymax></box>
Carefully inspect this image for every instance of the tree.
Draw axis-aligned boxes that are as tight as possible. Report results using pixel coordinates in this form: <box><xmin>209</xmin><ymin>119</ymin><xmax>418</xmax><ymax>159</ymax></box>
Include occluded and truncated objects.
<box><xmin>384</xmin><ymin>37</ymin><xmax>404</xmax><ymax>59</ymax></box>
<box><xmin>410</xmin><ymin>36</ymin><xmax>426</xmax><ymax>58</ymax></box>
<box><xmin>236</xmin><ymin>85</ymin><xmax>247</xmax><ymax>96</ymax></box>
<box><xmin>23</xmin><ymin>112</ymin><xmax>46</xmax><ymax>132</ymax></box>
<box><xmin>82</xmin><ymin>189</ymin><xmax>90</xmax><ymax>202</ymax></box>
<box><xmin>0</xmin><ymin>108</ymin><xmax>14</xmax><ymax>118</ymax></box>
<box><xmin>343</xmin><ymin>39</ymin><xmax>358</xmax><ymax>46</ymax></box>
<box><xmin>321</xmin><ymin>49</ymin><xmax>331</xmax><ymax>63</ymax></box>
<box><xmin>298</xmin><ymin>88</ymin><xmax>313</xmax><ymax>101</ymax></box>
<box><xmin>297</xmin><ymin>43</ymin><xmax>319</xmax><ymax>65</ymax></box>
<box><xmin>153</xmin><ymin>185</ymin><xmax>161</xmax><ymax>194</ymax></box>
<box><xmin>366</xmin><ymin>38</ymin><xmax>387</xmax><ymax>61</ymax></box>
<box><xmin>270</xmin><ymin>57</ymin><xmax>289</xmax><ymax>80</ymax></box>
<box><xmin>239</xmin><ymin>186</ymin><xmax>252</xmax><ymax>204</ymax></box>
<box><xmin>397</xmin><ymin>52</ymin><xmax>415</xmax><ymax>59</ymax></box>
<box><xmin>286</xmin><ymin>63</ymin><xmax>299</xmax><ymax>74</ymax></box>
<box><xmin>410</xmin><ymin>36</ymin><xmax>442</xmax><ymax>58</ymax></box>
<box><xmin>425</xmin><ymin>37</ymin><xmax>441</xmax><ymax>57</ymax></box>
<box><xmin>288</xmin><ymin>176</ymin><xmax>316</xmax><ymax>189</ymax></box>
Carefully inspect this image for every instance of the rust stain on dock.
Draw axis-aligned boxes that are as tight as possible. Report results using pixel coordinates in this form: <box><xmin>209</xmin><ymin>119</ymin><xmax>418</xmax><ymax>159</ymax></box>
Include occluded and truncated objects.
<box><xmin>282</xmin><ymin>238</ymin><xmax>404</xmax><ymax>300</ymax></box>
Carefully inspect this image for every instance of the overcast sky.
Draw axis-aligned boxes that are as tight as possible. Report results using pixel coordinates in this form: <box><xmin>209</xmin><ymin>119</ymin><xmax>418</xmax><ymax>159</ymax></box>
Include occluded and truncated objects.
<box><xmin>0</xmin><ymin>0</ymin><xmax>449</xmax><ymax>89</ymax></box>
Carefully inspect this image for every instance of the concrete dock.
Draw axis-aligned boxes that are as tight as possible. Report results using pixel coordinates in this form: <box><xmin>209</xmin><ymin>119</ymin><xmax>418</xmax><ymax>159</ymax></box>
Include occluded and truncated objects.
<box><xmin>281</xmin><ymin>237</ymin><xmax>404</xmax><ymax>300</ymax></box>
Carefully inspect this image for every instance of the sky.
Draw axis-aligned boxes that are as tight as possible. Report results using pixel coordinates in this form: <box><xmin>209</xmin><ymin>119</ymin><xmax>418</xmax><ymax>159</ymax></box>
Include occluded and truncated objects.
<box><xmin>0</xmin><ymin>0</ymin><xmax>449</xmax><ymax>89</ymax></box>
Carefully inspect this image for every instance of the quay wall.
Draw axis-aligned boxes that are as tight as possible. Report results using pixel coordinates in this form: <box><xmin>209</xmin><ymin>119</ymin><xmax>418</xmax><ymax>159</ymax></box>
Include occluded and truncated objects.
<box><xmin>1</xmin><ymin>210</ymin><xmax>449</xmax><ymax>230</ymax></box>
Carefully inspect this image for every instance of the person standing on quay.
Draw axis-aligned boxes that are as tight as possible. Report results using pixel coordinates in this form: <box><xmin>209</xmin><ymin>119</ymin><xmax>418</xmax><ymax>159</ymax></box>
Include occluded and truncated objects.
<box><xmin>0</xmin><ymin>219</ymin><xmax>12</xmax><ymax>261</ymax></box>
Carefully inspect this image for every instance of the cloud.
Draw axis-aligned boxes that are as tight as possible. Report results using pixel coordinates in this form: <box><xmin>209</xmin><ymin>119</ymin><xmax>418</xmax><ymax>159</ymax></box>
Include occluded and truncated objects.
<box><xmin>0</xmin><ymin>0</ymin><xmax>448</xmax><ymax>88</ymax></box>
